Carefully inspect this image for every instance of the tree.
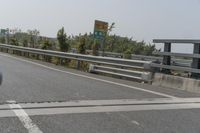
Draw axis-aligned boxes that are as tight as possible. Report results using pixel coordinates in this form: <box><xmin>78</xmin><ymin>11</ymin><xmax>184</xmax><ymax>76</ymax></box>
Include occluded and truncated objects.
<box><xmin>108</xmin><ymin>22</ymin><xmax>115</xmax><ymax>34</ymax></box>
<box><xmin>23</xmin><ymin>39</ymin><xmax>28</xmax><ymax>47</ymax></box>
<box><xmin>143</xmin><ymin>44</ymin><xmax>156</xmax><ymax>55</ymax></box>
<box><xmin>41</xmin><ymin>39</ymin><xmax>52</xmax><ymax>50</ymax></box>
<box><xmin>27</xmin><ymin>29</ymin><xmax>40</xmax><ymax>48</ymax></box>
<box><xmin>78</xmin><ymin>35</ymin><xmax>86</xmax><ymax>54</ymax></box>
<box><xmin>131</xmin><ymin>41</ymin><xmax>143</xmax><ymax>55</ymax></box>
<box><xmin>123</xmin><ymin>49</ymin><xmax>132</xmax><ymax>59</ymax></box>
<box><xmin>41</xmin><ymin>39</ymin><xmax>52</xmax><ymax>62</ymax></box>
<box><xmin>10</xmin><ymin>38</ymin><xmax>19</xmax><ymax>46</ymax></box>
<box><xmin>57</xmin><ymin>27</ymin><xmax>69</xmax><ymax>52</ymax></box>
<box><xmin>0</xmin><ymin>37</ymin><xmax>6</xmax><ymax>44</ymax></box>
<box><xmin>92</xmin><ymin>40</ymin><xmax>99</xmax><ymax>56</ymax></box>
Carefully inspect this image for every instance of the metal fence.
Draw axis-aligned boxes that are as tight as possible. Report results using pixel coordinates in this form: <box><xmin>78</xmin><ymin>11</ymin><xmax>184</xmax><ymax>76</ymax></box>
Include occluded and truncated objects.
<box><xmin>87</xmin><ymin>50</ymin><xmax>192</xmax><ymax>67</ymax></box>
<box><xmin>0</xmin><ymin>41</ymin><xmax>199</xmax><ymax>81</ymax></box>
<box><xmin>89</xmin><ymin>64</ymin><xmax>152</xmax><ymax>82</ymax></box>
<box><xmin>153</xmin><ymin>39</ymin><xmax>200</xmax><ymax>78</ymax></box>
<box><xmin>0</xmin><ymin>44</ymin><xmax>152</xmax><ymax>82</ymax></box>
<box><xmin>86</xmin><ymin>50</ymin><xmax>162</xmax><ymax>61</ymax></box>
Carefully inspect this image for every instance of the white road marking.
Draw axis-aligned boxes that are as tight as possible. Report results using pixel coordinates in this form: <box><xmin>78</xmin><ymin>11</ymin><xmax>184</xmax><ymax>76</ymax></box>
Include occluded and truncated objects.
<box><xmin>3</xmin><ymin>103</ymin><xmax>200</xmax><ymax>118</ymax></box>
<box><xmin>16</xmin><ymin>98</ymin><xmax>200</xmax><ymax>109</ymax></box>
<box><xmin>12</xmin><ymin>102</ymin><xmax>200</xmax><ymax>117</ymax></box>
<box><xmin>118</xmin><ymin>113</ymin><xmax>141</xmax><ymax>126</ymax></box>
<box><xmin>131</xmin><ymin>120</ymin><xmax>140</xmax><ymax>126</ymax></box>
<box><xmin>8</xmin><ymin>101</ymin><xmax>43</xmax><ymax>133</ymax></box>
<box><xmin>0</xmin><ymin>53</ymin><xmax>176</xmax><ymax>98</ymax></box>
<box><xmin>0</xmin><ymin>98</ymin><xmax>198</xmax><ymax>118</ymax></box>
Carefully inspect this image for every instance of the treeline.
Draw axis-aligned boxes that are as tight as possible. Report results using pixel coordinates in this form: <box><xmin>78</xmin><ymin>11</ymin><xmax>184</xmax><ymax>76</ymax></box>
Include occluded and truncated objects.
<box><xmin>0</xmin><ymin>27</ymin><xmax>157</xmax><ymax>58</ymax></box>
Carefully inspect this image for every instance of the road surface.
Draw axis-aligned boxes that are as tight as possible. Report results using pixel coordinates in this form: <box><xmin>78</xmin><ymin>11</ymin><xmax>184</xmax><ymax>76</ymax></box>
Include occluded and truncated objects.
<box><xmin>0</xmin><ymin>52</ymin><xmax>200</xmax><ymax>133</ymax></box>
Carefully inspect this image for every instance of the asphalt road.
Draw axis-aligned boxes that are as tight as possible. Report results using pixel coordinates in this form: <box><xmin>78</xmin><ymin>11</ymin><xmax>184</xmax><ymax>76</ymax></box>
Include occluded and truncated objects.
<box><xmin>0</xmin><ymin>52</ymin><xmax>200</xmax><ymax>133</ymax></box>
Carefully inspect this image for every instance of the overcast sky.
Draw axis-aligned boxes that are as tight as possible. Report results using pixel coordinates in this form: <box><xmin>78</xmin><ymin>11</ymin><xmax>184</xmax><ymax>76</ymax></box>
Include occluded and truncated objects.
<box><xmin>0</xmin><ymin>0</ymin><xmax>200</xmax><ymax>53</ymax></box>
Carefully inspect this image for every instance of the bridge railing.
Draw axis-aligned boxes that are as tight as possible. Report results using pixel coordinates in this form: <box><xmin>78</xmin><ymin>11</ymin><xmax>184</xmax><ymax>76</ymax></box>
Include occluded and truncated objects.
<box><xmin>152</xmin><ymin>39</ymin><xmax>200</xmax><ymax>78</ymax></box>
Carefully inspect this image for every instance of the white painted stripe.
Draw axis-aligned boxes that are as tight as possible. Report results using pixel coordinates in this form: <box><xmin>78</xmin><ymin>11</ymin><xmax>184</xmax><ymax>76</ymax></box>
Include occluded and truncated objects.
<box><xmin>2</xmin><ymin>103</ymin><xmax>200</xmax><ymax>118</ymax></box>
<box><xmin>1</xmin><ymin>103</ymin><xmax>200</xmax><ymax>118</ymax></box>
<box><xmin>0</xmin><ymin>98</ymin><xmax>198</xmax><ymax>118</ymax></box>
<box><xmin>0</xmin><ymin>53</ymin><xmax>176</xmax><ymax>98</ymax></box>
<box><xmin>8</xmin><ymin>101</ymin><xmax>43</xmax><ymax>133</ymax></box>
<box><xmin>131</xmin><ymin>120</ymin><xmax>140</xmax><ymax>126</ymax></box>
<box><xmin>0</xmin><ymin>110</ymin><xmax>16</xmax><ymax>118</ymax></box>
<box><xmin>17</xmin><ymin>103</ymin><xmax>200</xmax><ymax>116</ymax></box>
<box><xmin>17</xmin><ymin>98</ymin><xmax>200</xmax><ymax>109</ymax></box>
<box><xmin>1</xmin><ymin>98</ymin><xmax>200</xmax><ymax>110</ymax></box>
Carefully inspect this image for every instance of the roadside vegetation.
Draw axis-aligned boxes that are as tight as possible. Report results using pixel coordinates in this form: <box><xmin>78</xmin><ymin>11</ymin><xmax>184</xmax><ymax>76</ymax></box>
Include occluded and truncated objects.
<box><xmin>0</xmin><ymin>25</ymin><xmax>157</xmax><ymax>70</ymax></box>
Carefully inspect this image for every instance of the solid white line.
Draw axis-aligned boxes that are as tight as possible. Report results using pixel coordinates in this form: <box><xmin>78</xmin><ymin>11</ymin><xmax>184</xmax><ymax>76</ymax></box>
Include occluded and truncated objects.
<box><xmin>0</xmin><ymin>53</ymin><xmax>176</xmax><ymax>98</ymax></box>
<box><xmin>0</xmin><ymin>98</ymin><xmax>198</xmax><ymax>118</ymax></box>
<box><xmin>17</xmin><ymin>98</ymin><xmax>200</xmax><ymax>109</ymax></box>
<box><xmin>18</xmin><ymin>103</ymin><xmax>200</xmax><ymax>116</ymax></box>
<box><xmin>131</xmin><ymin>120</ymin><xmax>140</xmax><ymax>126</ymax></box>
<box><xmin>0</xmin><ymin>98</ymin><xmax>200</xmax><ymax>111</ymax></box>
<box><xmin>8</xmin><ymin>101</ymin><xmax>43</xmax><ymax>133</ymax></box>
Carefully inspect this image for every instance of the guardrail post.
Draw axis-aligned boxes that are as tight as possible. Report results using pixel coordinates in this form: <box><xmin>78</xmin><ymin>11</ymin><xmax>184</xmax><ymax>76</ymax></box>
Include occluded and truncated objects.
<box><xmin>76</xmin><ymin>60</ymin><xmax>80</xmax><ymax>70</ymax></box>
<box><xmin>162</xmin><ymin>42</ymin><xmax>171</xmax><ymax>74</ymax></box>
<box><xmin>191</xmin><ymin>43</ymin><xmax>200</xmax><ymax>78</ymax></box>
<box><xmin>36</xmin><ymin>55</ymin><xmax>40</xmax><ymax>60</ymax></box>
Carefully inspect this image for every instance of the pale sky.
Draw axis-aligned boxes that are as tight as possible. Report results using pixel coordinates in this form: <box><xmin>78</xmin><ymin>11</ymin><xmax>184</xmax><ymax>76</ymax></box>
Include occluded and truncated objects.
<box><xmin>1</xmin><ymin>0</ymin><xmax>200</xmax><ymax>53</ymax></box>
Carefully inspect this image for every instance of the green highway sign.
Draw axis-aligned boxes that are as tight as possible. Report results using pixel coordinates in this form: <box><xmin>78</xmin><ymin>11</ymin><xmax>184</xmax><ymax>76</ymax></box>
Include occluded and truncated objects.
<box><xmin>94</xmin><ymin>20</ymin><xmax>108</xmax><ymax>40</ymax></box>
<box><xmin>0</xmin><ymin>29</ymin><xmax>9</xmax><ymax>36</ymax></box>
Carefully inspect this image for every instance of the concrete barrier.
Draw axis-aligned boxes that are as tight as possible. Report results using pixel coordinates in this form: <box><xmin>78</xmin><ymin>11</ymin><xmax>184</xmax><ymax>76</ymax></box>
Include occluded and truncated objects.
<box><xmin>153</xmin><ymin>73</ymin><xmax>200</xmax><ymax>93</ymax></box>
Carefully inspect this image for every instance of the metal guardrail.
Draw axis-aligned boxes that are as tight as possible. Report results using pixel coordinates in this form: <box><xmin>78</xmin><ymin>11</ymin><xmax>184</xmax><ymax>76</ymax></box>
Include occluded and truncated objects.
<box><xmin>171</xmin><ymin>59</ymin><xmax>191</xmax><ymax>67</ymax></box>
<box><xmin>153</xmin><ymin>52</ymin><xmax>192</xmax><ymax>67</ymax></box>
<box><xmin>86</xmin><ymin>50</ymin><xmax>162</xmax><ymax>61</ymax></box>
<box><xmin>87</xmin><ymin>50</ymin><xmax>191</xmax><ymax>67</ymax></box>
<box><xmin>154</xmin><ymin>51</ymin><xmax>200</xmax><ymax>59</ymax></box>
<box><xmin>89</xmin><ymin>64</ymin><xmax>152</xmax><ymax>82</ymax></box>
<box><xmin>153</xmin><ymin>39</ymin><xmax>200</xmax><ymax>78</ymax></box>
<box><xmin>101</xmin><ymin>51</ymin><xmax>192</xmax><ymax>67</ymax></box>
<box><xmin>153</xmin><ymin>39</ymin><xmax>200</xmax><ymax>44</ymax></box>
<box><xmin>0</xmin><ymin>44</ymin><xmax>153</xmax><ymax>82</ymax></box>
<box><xmin>0</xmin><ymin>44</ymin><xmax>151</xmax><ymax>70</ymax></box>
<box><xmin>151</xmin><ymin>63</ymin><xmax>200</xmax><ymax>74</ymax></box>
<box><xmin>1</xmin><ymin>42</ymin><xmax>198</xmax><ymax>81</ymax></box>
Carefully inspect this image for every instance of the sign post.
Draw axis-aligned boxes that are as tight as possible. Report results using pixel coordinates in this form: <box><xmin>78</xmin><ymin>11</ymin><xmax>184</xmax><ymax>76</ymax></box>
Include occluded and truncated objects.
<box><xmin>93</xmin><ymin>20</ymin><xmax>108</xmax><ymax>56</ymax></box>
